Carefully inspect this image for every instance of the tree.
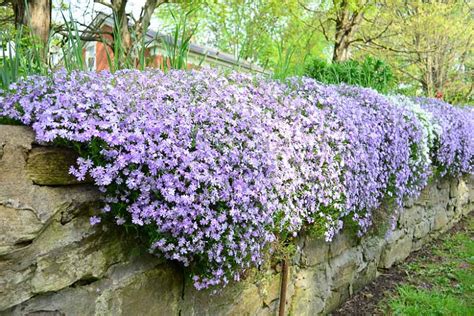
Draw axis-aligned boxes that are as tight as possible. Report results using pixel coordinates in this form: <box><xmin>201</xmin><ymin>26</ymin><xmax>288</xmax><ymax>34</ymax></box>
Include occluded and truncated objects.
<box><xmin>1</xmin><ymin>0</ymin><xmax>52</xmax><ymax>48</ymax></box>
<box><xmin>0</xmin><ymin>1</ymin><xmax>13</xmax><ymax>28</ymax></box>
<box><xmin>92</xmin><ymin>0</ymin><xmax>170</xmax><ymax>59</ymax></box>
<box><xmin>156</xmin><ymin>0</ymin><xmax>328</xmax><ymax>75</ymax></box>
<box><xmin>361</xmin><ymin>0</ymin><xmax>473</xmax><ymax>103</ymax></box>
<box><xmin>299</xmin><ymin>0</ymin><xmax>391</xmax><ymax>62</ymax></box>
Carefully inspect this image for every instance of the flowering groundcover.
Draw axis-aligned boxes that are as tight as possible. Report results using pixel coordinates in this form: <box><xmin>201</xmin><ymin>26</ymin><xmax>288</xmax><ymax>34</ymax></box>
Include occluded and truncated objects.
<box><xmin>1</xmin><ymin>69</ymin><xmax>472</xmax><ymax>289</ymax></box>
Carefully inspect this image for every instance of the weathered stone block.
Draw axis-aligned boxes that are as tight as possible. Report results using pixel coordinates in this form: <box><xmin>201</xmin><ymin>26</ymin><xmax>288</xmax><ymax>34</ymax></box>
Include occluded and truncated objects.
<box><xmin>450</xmin><ymin>178</ymin><xmax>459</xmax><ymax>198</ymax></box>
<box><xmin>26</xmin><ymin>147</ymin><xmax>87</xmax><ymax>186</ymax></box>
<box><xmin>432</xmin><ymin>208</ymin><xmax>449</xmax><ymax>231</ymax></box>
<box><xmin>352</xmin><ymin>260</ymin><xmax>378</xmax><ymax>293</ymax></box>
<box><xmin>398</xmin><ymin>205</ymin><xmax>423</xmax><ymax>228</ymax></box>
<box><xmin>379</xmin><ymin>231</ymin><xmax>413</xmax><ymax>269</ymax></box>
<box><xmin>360</xmin><ymin>235</ymin><xmax>384</xmax><ymax>263</ymax></box>
<box><xmin>302</xmin><ymin>236</ymin><xmax>329</xmax><ymax>266</ymax></box>
<box><xmin>329</xmin><ymin>232</ymin><xmax>357</xmax><ymax>259</ymax></box>
<box><xmin>0</xmin><ymin>125</ymin><xmax>35</xmax><ymax>149</ymax></box>
<box><xmin>288</xmin><ymin>264</ymin><xmax>329</xmax><ymax>316</ymax></box>
<box><xmin>96</xmin><ymin>266</ymin><xmax>182</xmax><ymax>316</ymax></box>
<box><xmin>0</xmin><ymin>205</ymin><xmax>43</xmax><ymax>255</ymax></box>
<box><xmin>323</xmin><ymin>285</ymin><xmax>350</xmax><ymax>315</ymax></box>
<box><xmin>413</xmin><ymin>220</ymin><xmax>431</xmax><ymax>239</ymax></box>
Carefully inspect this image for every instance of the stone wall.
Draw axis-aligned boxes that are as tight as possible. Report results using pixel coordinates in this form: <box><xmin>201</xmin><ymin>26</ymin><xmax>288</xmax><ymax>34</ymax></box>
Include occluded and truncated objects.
<box><xmin>1</xmin><ymin>124</ymin><xmax>473</xmax><ymax>316</ymax></box>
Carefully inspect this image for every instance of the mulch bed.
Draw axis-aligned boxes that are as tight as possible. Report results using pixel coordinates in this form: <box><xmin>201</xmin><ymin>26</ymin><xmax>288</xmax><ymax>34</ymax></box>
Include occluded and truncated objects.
<box><xmin>331</xmin><ymin>213</ymin><xmax>472</xmax><ymax>316</ymax></box>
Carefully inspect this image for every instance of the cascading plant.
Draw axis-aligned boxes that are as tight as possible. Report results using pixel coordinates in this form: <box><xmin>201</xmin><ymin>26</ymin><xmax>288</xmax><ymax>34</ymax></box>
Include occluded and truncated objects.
<box><xmin>1</xmin><ymin>68</ymin><xmax>472</xmax><ymax>290</ymax></box>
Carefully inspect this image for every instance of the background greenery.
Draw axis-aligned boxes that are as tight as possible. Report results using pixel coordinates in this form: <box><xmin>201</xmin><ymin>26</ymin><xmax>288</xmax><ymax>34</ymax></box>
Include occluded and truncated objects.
<box><xmin>0</xmin><ymin>0</ymin><xmax>472</xmax><ymax>104</ymax></box>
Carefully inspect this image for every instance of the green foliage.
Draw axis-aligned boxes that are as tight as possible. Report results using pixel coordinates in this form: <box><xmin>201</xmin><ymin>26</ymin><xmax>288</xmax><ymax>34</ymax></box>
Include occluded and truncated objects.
<box><xmin>304</xmin><ymin>56</ymin><xmax>395</xmax><ymax>93</ymax></box>
<box><xmin>272</xmin><ymin>42</ymin><xmax>296</xmax><ymax>80</ymax></box>
<box><xmin>384</xmin><ymin>216</ymin><xmax>474</xmax><ymax>315</ymax></box>
<box><xmin>59</xmin><ymin>11</ymin><xmax>85</xmax><ymax>72</ymax></box>
<box><xmin>161</xmin><ymin>8</ymin><xmax>197</xmax><ymax>72</ymax></box>
<box><xmin>0</xmin><ymin>9</ymin><xmax>87</xmax><ymax>94</ymax></box>
<box><xmin>155</xmin><ymin>0</ymin><xmax>327</xmax><ymax>75</ymax></box>
<box><xmin>359</xmin><ymin>1</ymin><xmax>473</xmax><ymax>104</ymax></box>
<box><xmin>0</xmin><ymin>27</ymin><xmax>48</xmax><ymax>92</ymax></box>
<box><xmin>389</xmin><ymin>285</ymin><xmax>472</xmax><ymax>316</ymax></box>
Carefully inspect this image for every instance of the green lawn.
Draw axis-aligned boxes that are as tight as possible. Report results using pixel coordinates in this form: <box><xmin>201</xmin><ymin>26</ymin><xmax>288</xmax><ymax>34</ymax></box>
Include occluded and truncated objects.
<box><xmin>383</xmin><ymin>216</ymin><xmax>474</xmax><ymax>315</ymax></box>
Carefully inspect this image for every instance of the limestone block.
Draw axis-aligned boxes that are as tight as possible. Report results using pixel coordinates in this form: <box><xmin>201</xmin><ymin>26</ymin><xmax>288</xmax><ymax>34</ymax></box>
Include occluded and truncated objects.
<box><xmin>301</xmin><ymin>236</ymin><xmax>329</xmax><ymax>267</ymax></box>
<box><xmin>0</xmin><ymin>125</ymin><xmax>35</xmax><ymax>149</ymax></box>
<box><xmin>432</xmin><ymin>207</ymin><xmax>449</xmax><ymax>231</ymax></box>
<box><xmin>180</xmin><ymin>272</ymin><xmax>265</xmax><ymax>316</ymax></box>
<box><xmin>360</xmin><ymin>235</ymin><xmax>384</xmax><ymax>263</ymax></box>
<box><xmin>456</xmin><ymin>178</ymin><xmax>472</xmax><ymax>215</ymax></box>
<box><xmin>96</xmin><ymin>267</ymin><xmax>181</xmax><ymax>316</ymax></box>
<box><xmin>323</xmin><ymin>285</ymin><xmax>350</xmax><ymax>315</ymax></box>
<box><xmin>379</xmin><ymin>231</ymin><xmax>413</xmax><ymax>269</ymax></box>
<box><xmin>329</xmin><ymin>250</ymin><xmax>363</xmax><ymax>290</ymax></box>
<box><xmin>450</xmin><ymin>178</ymin><xmax>460</xmax><ymax>198</ymax></box>
<box><xmin>4</xmin><ymin>261</ymin><xmax>180</xmax><ymax>316</ymax></box>
<box><xmin>329</xmin><ymin>232</ymin><xmax>357</xmax><ymax>259</ymax></box>
<box><xmin>0</xmin><ymin>205</ymin><xmax>43</xmax><ymax>255</ymax></box>
<box><xmin>403</xmin><ymin>196</ymin><xmax>415</xmax><ymax>208</ymax></box>
<box><xmin>467</xmin><ymin>175</ymin><xmax>474</xmax><ymax>203</ymax></box>
<box><xmin>0</xmin><ymin>211</ymin><xmax>118</xmax><ymax>310</ymax></box>
<box><xmin>288</xmin><ymin>264</ymin><xmax>329</xmax><ymax>316</ymax></box>
<box><xmin>398</xmin><ymin>205</ymin><xmax>424</xmax><ymax>228</ymax></box>
<box><xmin>413</xmin><ymin>220</ymin><xmax>431</xmax><ymax>239</ymax></box>
<box><xmin>26</xmin><ymin>147</ymin><xmax>87</xmax><ymax>186</ymax></box>
<box><xmin>258</xmin><ymin>273</ymin><xmax>281</xmax><ymax>310</ymax></box>
<box><xmin>352</xmin><ymin>260</ymin><xmax>378</xmax><ymax>293</ymax></box>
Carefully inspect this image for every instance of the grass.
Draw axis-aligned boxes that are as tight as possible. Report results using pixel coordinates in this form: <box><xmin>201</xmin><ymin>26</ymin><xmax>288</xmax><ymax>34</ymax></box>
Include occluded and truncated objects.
<box><xmin>382</xmin><ymin>216</ymin><xmax>474</xmax><ymax>315</ymax></box>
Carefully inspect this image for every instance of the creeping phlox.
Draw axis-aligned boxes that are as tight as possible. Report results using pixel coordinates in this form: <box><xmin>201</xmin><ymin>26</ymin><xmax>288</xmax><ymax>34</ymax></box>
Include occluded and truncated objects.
<box><xmin>413</xmin><ymin>97</ymin><xmax>473</xmax><ymax>177</ymax></box>
<box><xmin>1</xmin><ymin>69</ymin><xmax>472</xmax><ymax>289</ymax></box>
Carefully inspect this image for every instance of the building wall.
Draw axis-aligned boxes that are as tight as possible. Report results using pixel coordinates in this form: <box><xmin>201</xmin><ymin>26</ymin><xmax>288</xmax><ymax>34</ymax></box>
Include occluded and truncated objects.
<box><xmin>83</xmin><ymin>25</ymin><xmax>258</xmax><ymax>72</ymax></box>
<box><xmin>1</xmin><ymin>124</ymin><xmax>472</xmax><ymax>315</ymax></box>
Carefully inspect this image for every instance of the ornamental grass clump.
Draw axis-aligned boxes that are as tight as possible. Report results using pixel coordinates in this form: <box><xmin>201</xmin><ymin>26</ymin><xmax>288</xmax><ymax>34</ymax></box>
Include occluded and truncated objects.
<box><xmin>0</xmin><ymin>68</ymin><xmax>473</xmax><ymax>290</ymax></box>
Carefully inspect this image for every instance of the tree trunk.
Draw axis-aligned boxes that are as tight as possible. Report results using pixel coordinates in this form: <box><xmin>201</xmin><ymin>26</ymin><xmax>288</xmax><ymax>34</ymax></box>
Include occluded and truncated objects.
<box><xmin>12</xmin><ymin>0</ymin><xmax>51</xmax><ymax>47</ymax></box>
<box><xmin>331</xmin><ymin>0</ymin><xmax>364</xmax><ymax>62</ymax></box>
<box><xmin>333</xmin><ymin>32</ymin><xmax>351</xmax><ymax>62</ymax></box>
<box><xmin>26</xmin><ymin>0</ymin><xmax>51</xmax><ymax>46</ymax></box>
<box><xmin>111</xmin><ymin>0</ymin><xmax>132</xmax><ymax>56</ymax></box>
<box><xmin>12</xmin><ymin>0</ymin><xmax>26</xmax><ymax>26</ymax></box>
<box><xmin>11</xmin><ymin>0</ymin><xmax>51</xmax><ymax>61</ymax></box>
<box><xmin>110</xmin><ymin>0</ymin><xmax>166</xmax><ymax>66</ymax></box>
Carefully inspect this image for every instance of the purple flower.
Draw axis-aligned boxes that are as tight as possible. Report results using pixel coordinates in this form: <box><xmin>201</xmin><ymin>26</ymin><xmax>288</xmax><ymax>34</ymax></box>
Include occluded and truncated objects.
<box><xmin>1</xmin><ymin>68</ymin><xmax>472</xmax><ymax>290</ymax></box>
<box><xmin>90</xmin><ymin>216</ymin><xmax>101</xmax><ymax>226</ymax></box>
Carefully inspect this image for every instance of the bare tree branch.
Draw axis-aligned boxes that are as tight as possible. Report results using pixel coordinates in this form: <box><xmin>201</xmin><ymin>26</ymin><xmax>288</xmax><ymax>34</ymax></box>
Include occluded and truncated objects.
<box><xmin>349</xmin><ymin>20</ymin><xmax>392</xmax><ymax>45</ymax></box>
<box><xmin>369</xmin><ymin>40</ymin><xmax>434</xmax><ymax>54</ymax></box>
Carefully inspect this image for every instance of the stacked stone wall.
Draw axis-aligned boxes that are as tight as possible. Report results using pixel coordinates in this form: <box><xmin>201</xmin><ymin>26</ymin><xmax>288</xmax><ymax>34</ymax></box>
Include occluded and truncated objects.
<box><xmin>1</xmin><ymin>125</ymin><xmax>472</xmax><ymax>315</ymax></box>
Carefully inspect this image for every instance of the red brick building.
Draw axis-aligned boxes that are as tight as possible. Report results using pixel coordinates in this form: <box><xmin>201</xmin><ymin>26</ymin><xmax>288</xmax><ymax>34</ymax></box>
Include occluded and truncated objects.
<box><xmin>83</xmin><ymin>13</ymin><xmax>265</xmax><ymax>73</ymax></box>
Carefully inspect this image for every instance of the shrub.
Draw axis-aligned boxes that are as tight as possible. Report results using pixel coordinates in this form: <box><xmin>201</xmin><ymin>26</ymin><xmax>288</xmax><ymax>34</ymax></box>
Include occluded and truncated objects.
<box><xmin>304</xmin><ymin>56</ymin><xmax>395</xmax><ymax>93</ymax></box>
<box><xmin>1</xmin><ymin>68</ymin><xmax>472</xmax><ymax>289</ymax></box>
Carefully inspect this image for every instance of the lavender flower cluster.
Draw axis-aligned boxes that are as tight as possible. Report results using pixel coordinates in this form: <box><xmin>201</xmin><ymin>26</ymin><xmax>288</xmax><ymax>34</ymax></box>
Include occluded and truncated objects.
<box><xmin>414</xmin><ymin>97</ymin><xmax>473</xmax><ymax>176</ymax></box>
<box><xmin>1</xmin><ymin>69</ymin><xmax>472</xmax><ymax>289</ymax></box>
